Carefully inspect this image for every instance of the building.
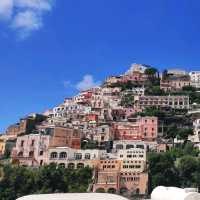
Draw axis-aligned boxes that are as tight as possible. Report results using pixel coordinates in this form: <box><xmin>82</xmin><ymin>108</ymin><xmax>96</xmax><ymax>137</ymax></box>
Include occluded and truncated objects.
<box><xmin>93</xmin><ymin>145</ymin><xmax>148</xmax><ymax>195</ymax></box>
<box><xmin>6</xmin><ymin>114</ymin><xmax>46</xmax><ymax>137</ymax></box>
<box><xmin>11</xmin><ymin>133</ymin><xmax>51</xmax><ymax>166</ymax></box>
<box><xmin>49</xmin><ymin>127</ymin><xmax>81</xmax><ymax>149</ymax></box>
<box><xmin>189</xmin><ymin>71</ymin><xmax>200</xmax><ymax>88</ymax></box>
<box><xmin>125</xmin><ymin>64</ymin><xmax>148</xmax><ymax>74</ymax></box>
<box><xmin>0</xmin><ymin>135</ymin><xmax>16</xmax><ymax>158</ymax></box>
<box><xmin>167</xmin><ymin>69</ymin><xmax>188</xmax><ymax>76</ymax></box>
<box><xmin>93</xmin><ymin>159</ymin><xmax>121</xmax><ymax>194</ymax></box>
<box><xmin>113</xmin><ymin>117</ymin><xmax>158</xmax><ymax>141</ymax></box>
<box><xmin>47</xmin><ymin>147</ymin><xmax>105</xmax><ymax>169</ymax></box>
<box><xmin>134</xmin><ymin>95</ymin><xmax>190</xmax><ymax>110</ymax></box>
<box><xmin>105</xmin><ymin>76</ymin><xmax>122</xmax><ymax>86</ymax></box>
<box><xmin>188</xmin><ymin>118</ymin><xmax>200</xmax><ymax>143</ymax></box>
<box><xmin>160</xmin><ymin>76</ymin><xmax>191</xmax><ymax>92</ymax></box>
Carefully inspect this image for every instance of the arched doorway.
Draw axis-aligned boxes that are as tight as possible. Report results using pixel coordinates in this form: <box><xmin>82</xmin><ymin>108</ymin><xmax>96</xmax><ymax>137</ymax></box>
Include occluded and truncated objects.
<box><xmin>68</xmin><ymin>163</ymin><xmax>75</xmax><ymax>169</ymax></box>
<box><xmin>107</xmin><ymin>188</ymin><xmax>116</xmax><ymax>194</ymax></box>
<box><xmin>136</xmin><ymin>188</ymin><xmax>140</xmax><ymax>194</ymax></box>
<box><xmin>58</xmin><ymin>163</ymin><xmax>65</xmax><ymax>168</ymax></box>
<box><xmin>120</xmin><ymin>187</ymin><xmax>128</xmax><ymax>195</ymax></box>
<box><xmin>77</xmin><ymin>163</ymin><xmax>84</xmax><ymax>169</ymax></box>
<box><xmin>96</xmin><ymin>188</ymin><xmax>105</xmax><ymax>193</ymax></box>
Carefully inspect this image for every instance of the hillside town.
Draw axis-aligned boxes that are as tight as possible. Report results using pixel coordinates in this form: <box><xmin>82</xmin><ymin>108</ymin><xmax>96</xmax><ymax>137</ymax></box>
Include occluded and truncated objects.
<box><xmin>1</xmin><ymin>63</ymin><xmax>200</xmax><ymax>198</ymax></box>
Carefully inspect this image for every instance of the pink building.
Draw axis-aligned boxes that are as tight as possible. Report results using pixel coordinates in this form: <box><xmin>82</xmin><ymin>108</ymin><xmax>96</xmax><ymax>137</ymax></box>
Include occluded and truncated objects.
<box><xmin>113</xmin><ymin>117</ymin><xmax>158</xmax><ymax>141</ymax></box>
<box><xmin>121</xmin><ymin>72</ymin><xmax>148</xmax><ymax>83</ymax></box>
<box><xmin>12</xmin><ymin>134</ymin><xmax>51</xmax><ymax>166</ymax></box>
<box><xmin>160</xmin><ymin>76</ymin><xmax>191</xmax><ymax>92</ymax></box>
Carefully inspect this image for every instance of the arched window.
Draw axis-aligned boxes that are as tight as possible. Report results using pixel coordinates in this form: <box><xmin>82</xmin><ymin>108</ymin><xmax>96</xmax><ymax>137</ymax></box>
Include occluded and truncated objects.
<box><xmin>50</xmin><ymin>152</ymin><xmax>57</xmax><ymax>159</ymax></box>
<box><xmin>18</xmin><ymin>151</ymin><xmax>23</xmax><ymax>157</ymax></box>
<box><xmin>59</xmin><ymin>152</ymin><xmax>67</xmax><ymax>159</ymax></box>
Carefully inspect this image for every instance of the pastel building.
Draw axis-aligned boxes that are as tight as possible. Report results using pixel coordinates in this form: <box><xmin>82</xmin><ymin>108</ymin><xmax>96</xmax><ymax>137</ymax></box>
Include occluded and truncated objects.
<box><xmin>113</xmin><ymin>116</ymin><xmax>158</xmax><ymax>141</ymax></box>
<box><xmin>189</xmin><ymin>71</ymin><xmax>200</xmax><ymax>88</ymax></box>
<box><xmin>0</xmin><ymin>135</ymin><xmax>16</xmax><ymax>158</ymax></box>
<box><xmin>125</xmin><ymin>64</ymin><xmax>148</xmax><ymax>74</ymax></box>
<box><xmin>93</xmin><ymin>145</ymin><xmax>148</xmax><ymax>195</ymax></box>
<box><xmin>188</xmin><ymin>118</ymin><xmax>200</xmax><ymax>143</ymax></box>
<box><xmin>93</xmin><ymin>159</ymin><xmax>121</xmax><ymax>194</ymax></box>
<box><xmin>47</xmin><ymin>147</ymin><xmax>106</xmax><ymax>169</ymax></box>
<box><xmin>12</xmin><ymin>133</ymin><xmax>51</xmax><ymax>166</ymax></box>
<box><xmin>160</xmin><ymin>76</ymin><xmax>191</xmax><ymax>92</ymax></box>
<box><xmin>134</xmin><ymin>95</ymin><xmax>190</xmax><ymax>110</ymax></box>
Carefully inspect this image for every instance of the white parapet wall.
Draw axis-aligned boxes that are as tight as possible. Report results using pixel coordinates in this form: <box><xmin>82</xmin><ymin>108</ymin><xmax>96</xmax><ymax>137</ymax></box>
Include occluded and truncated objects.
<box><xmin>151</xmin><ymin>186</ymin><xmax>200</xmax><ymax>200</ymax></box>
<box><xmin>16</xmin><ymin>193</ymin><xmax>129</xmax><ymax>200</ymax></box>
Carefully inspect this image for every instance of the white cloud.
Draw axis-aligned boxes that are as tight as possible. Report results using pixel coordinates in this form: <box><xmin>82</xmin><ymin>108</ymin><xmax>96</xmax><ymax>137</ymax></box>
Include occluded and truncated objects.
<box><xmin>76</xmin><ymin>74</ymin><xmax>101</xmax><ymax>91</ymax></box>
<box><xmin>0</xmin><ymin>0</ymin><xmax>55</xmax><ymax>39</ymax></box>
<box><xmin>0</xmin><ymin>0</ymin><xmax>13</xmax><ymax>19</ymax></box>
<box><xmin>14</xmin><ymin>0</ymin><xmax>52</xmax><ymax>11</ymax></box>
<box><xmin>12</xmin><ymin>10</ymin><xmax>42</xmax><ymax>38</ymax></box>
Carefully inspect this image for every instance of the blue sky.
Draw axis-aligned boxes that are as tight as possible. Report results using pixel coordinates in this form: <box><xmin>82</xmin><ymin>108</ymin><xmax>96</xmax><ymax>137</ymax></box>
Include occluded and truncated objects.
<box><xmin>0</xmin><ymin>0</ymin><xmax>200</xmax><ymax>132</ymax></box>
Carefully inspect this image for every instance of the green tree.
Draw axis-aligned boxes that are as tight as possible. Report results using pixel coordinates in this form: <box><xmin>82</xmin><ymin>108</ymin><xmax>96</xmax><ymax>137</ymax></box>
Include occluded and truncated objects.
<box><xmin>165</xmin><ymin>124</ymin><xmax>179</xmax><ymax>147</ymax></box>
<box><xmin>148</xmin><ymin>152</ymin><xmax>180</xmax><ymax>192</ymax></box>
<box><xmin>177</xmin><ymin>156</ymin><xmax>198</xmax><ymax>187</ymax></box>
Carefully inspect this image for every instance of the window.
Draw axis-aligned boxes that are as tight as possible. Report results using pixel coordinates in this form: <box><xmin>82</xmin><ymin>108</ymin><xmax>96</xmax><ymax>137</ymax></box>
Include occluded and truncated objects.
<box><xmin>21</xmin><ymin>140</ymin><xmax>24</xmax><ymax>147</ymax></box>
<box><xmin>59</xmin><ymin>152</ymin><xmax>67</xmax><ymax>159</ymax></box>
<box><xmin>18</xmin><ymin>151</ymin><xmax>23</xmax><ymax>157</ymax></box>
<box><xmin>126</xmin><ymin>144</ymin><xmax>134</xmax><ymax>149</ymax></box>
<box><xmin>116</xmin><ymin>144</ymin><xmax>123</xmax><ymax>150</ymax></box>
<box><xmin>75</xmin><ymin>153</ymin><xmax>82</xmax><ymax>160</ymax></box>
<box><xmin>50</xmin><ymin>152</ymin><xmax>58</xmax><ymax>159</ymax></box>
<box><xmin>29</xmin><ymin>151</ymin><xmax>34</xmax><ymax>157</ymax></box>
<box><xmin>39</xmin><ymin>151</ymin><xmax>43</xmax><ymax>156</ymax></box>
<box><xmin>85</xmin><ymin>153</ymin><xmax>90</xmax><ymax>160</ymax></box>
<box><xmin>40</xmin><ymin>160</ymin><xmax>43</xmax><ymax>166</ymax></box>
<box><xmin>31</xmin><ymin>140</ymin><xmax>35</xmax><ymax>146</ymax></box>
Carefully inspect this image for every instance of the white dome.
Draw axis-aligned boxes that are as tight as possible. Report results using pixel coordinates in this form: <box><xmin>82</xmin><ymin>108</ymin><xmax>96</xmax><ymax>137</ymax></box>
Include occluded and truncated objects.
<box><xmin>16</xmin><ymin>193</ymin><xmax>129</xmax><ymax>200</ymax></box>
<box><xmin>151</xmin><ymin>186</ymin><xmax>200</xmax><ymax>200</ymax></box>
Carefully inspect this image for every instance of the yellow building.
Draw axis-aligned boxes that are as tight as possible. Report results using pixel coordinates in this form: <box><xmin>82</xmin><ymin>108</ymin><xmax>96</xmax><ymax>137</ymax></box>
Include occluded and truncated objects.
<box><xmin>0</xmin><ymin>136</ymin><xmax>6</xmax><ymax>156</ymax></box>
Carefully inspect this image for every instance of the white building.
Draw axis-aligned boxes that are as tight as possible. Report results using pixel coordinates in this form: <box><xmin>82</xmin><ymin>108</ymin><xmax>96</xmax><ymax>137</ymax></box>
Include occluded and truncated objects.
<box><xmin>189</xmin><ymin>71</ymin><xmax>200</xmax><ymax>88</ymax></box>
<box><xmin>189</xmin><ymin>118</ymin><xmax>200</xmax><ymax>143</ymax></box>
<box><xmin>167</xmin><ymin>69</ymin><xmax>188</xmax><ymax>76</ymax></box>
<box><xmin>47</xmin><ymin>147</ymin><xmax>106</xmax><ymax>168</ymax></box>
<box><xmin>125</xmin><ymin>63</ymin><xmax>148</xmax><ymax>74</ymax></box>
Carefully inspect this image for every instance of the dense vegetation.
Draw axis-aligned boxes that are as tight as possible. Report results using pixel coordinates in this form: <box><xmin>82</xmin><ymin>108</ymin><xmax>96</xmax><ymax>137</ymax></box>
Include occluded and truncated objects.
<box><xmin>148</xmin><ymin>142</ymin><xmax>200</xmax><ymax>192</ymax></box>
<box><xmin>0</xmin><ymin>164</ymin><xmax>92</xmax><ymax>200</ymax></box>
